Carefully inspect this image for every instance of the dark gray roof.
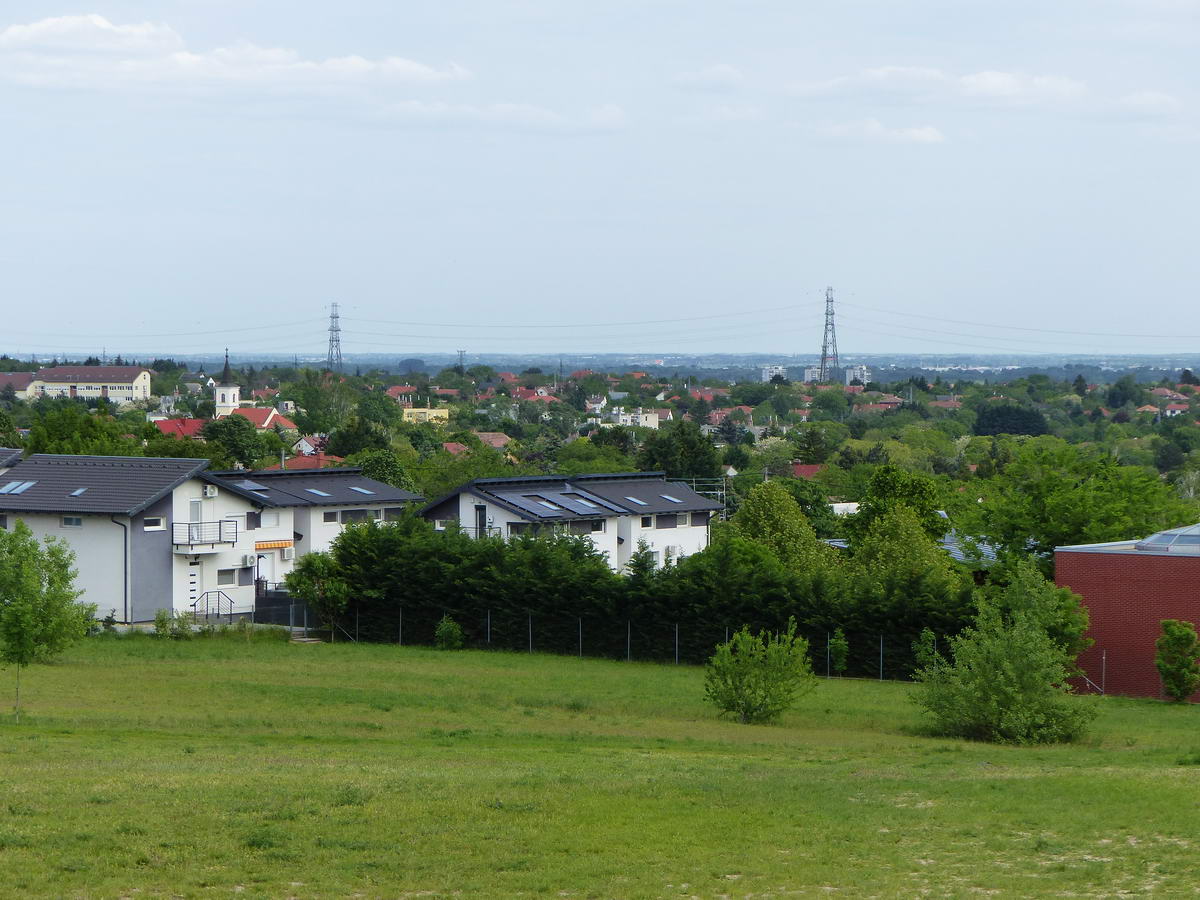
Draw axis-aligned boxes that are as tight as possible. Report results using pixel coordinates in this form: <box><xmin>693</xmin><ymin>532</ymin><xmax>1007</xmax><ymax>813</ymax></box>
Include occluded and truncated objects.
<box><xmin>0</xmin><ymin>448</ymin><xmax>22</xmax><ymax>469</ymax></box>
<box><xmin>824</xmin><ymin>529</ymin><xmax>997</xmax><ymax>567</ymax></box>
<box><xmin>204</xmin><ymin>467</ymin><xmax>423</xmax><ymax>508</ymax></box>
<box><xmin>422</xmin><ymin>472</ymin><xmax>722</xmax><ymax>522</ymax></box>
<box><xmin>0</xmin><ymin>455</ymin><xmax>209</xmax><ymax>515</ymax></box>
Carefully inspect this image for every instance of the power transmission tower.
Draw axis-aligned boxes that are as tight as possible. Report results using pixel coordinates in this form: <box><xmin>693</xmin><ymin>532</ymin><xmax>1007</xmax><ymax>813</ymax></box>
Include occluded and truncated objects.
<box><xmin>457</xmin><ymin>349</ymin><xmax>466</xmax><ymax>375</ymax></box>
<box><xmin>326</xmin><ymin>302</ymin><xmax>343</xmax><ymax>373</ymax></box>
<box><xmin>818</xmin><ymin>286</ymin><xmax>839</xmax><ymax>383</ymax></box>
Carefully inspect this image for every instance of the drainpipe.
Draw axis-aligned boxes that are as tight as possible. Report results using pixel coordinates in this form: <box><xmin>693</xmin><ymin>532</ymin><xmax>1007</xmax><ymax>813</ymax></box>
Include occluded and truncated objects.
<box><xmin>110</xmin><ymin>515</ymin><xmax>129</xmax><ymax>624</ymax></box>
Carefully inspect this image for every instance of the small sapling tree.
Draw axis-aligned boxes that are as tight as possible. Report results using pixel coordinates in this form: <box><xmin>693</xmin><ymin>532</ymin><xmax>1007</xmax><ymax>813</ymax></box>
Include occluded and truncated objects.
<box><xmin>829</xmin><ymin>628</ymin><xmax>849</xmax><ymax>676</ymax></box>
<box><xmin>0</xmin><ymin>521</ymin><xmax>93</xmax><ymax>722</ymax></box>
<box><xmin>1155</xmin><ymin>619</ymin><xmax>1200</xmax><ymax>702</ymax></box>
<box><xmin>434</xmin><ymin>615</ymin><xmax>465</xmax><ymax>650</ymax></box>
<box><xmin>284</xmin><ymin>553</ymin><xmax>350</xmax><ymax>638</ymax></box>
<box><xmin>704</xmin><ymin>617</ymin><xmax>816</xmax><ymax>724</ymax></box>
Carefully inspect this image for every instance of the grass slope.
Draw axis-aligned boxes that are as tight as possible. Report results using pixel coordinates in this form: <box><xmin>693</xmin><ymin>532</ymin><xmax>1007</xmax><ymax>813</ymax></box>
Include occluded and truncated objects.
<box><xmin>0</xmin><ymin>635</ymin><xmax>1197</xmax><ymax>898</ymax></box>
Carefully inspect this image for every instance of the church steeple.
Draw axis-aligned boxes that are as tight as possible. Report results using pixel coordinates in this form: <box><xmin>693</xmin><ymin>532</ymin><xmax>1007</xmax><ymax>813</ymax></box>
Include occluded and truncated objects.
<box><xmin>213</xmin><ymin>349</ymin><xmax>241</xmax><ymax>417</ymax></box>
<box><xmin>220</xmin><ymin>348</ymin><xmax>234</xmax><ymax>385</ymax></box>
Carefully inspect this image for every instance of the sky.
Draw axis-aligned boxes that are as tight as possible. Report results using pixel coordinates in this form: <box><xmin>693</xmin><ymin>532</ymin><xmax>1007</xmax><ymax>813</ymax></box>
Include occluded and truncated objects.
<box><xmin>1</xmin><ymin>1</ymin><xmax>1198</xmax><ymax>359</ymax></box>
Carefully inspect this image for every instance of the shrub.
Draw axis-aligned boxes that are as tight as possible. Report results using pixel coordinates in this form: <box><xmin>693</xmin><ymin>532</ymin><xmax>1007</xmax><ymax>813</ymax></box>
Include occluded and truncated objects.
<box><xmin>1155</xmin><ymin>619</ymin><xmax>1200</xmax><ymax>702</ymax></box>
<box><xmin>169</xmin><ymin>610</ymin><xmax>195</xmax><ymax>641</ymax></box>
<box><xmin>703</xmin><ymin>617</ymin><xmax>816</xmax><ymax>724</ymax></box>
<box><xmin>913</xmin><ymin>592</ymin><xmax>1096</xmax><ymax>744</ymax></box>
<box><xmin>434</xmin><ymin>615</ymin><xmax>464</xmax><ymax>651</ymax></box>
<box><xmin>153</xmin><ymin>608</ymin><xmax>172</xmax><ymax>638</ymax></box>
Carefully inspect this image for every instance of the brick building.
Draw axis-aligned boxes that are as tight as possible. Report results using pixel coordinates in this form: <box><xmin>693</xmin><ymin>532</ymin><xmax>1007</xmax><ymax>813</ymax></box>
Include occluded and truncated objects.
<box><xmin>1055</xmin><ymin>524</ymin><xmax>1200</xmax><ymax>702</ymax></box>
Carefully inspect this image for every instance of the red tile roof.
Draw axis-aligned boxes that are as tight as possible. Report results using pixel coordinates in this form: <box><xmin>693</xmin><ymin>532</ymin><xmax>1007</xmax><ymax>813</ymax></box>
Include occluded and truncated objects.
<box><xmin>251</xmin><ymin>388</ymin><xmax>279</xmax><ymax>400</ymax></box>
<box><xmin>0</xmin><ymin>372</ymin><xmax>35</xmax><ymax>391</ymax></box>
<box><xmin>262</xmin><ymin>451</ymin><xmax>345</xmax><ymax>471</ymax></box>
<box><xmin>230</xmin><ymin>407</ymin><xmax>297</xmax><ymax>430</ymax></box>
<box><xmin>928</xmin><ymin>400</ymin><xmax>963</xmax><ymax>410</ymax></box>
<box><xmin>473</xmin><ymin>431</ymin><xmax>512</xmax><ymax>449</ymax></box>
<box><xmin>153</xmin><ymin>418</ymin><xmax>207</xmax><ymax>439</ymax></box>
<box><xmin>442</xmin><ymin>441</ymin><xmax>469</xmax><ymax>456</ymax></box>
<box><xmin>791</xmin><ymin>463</ymin><xmax>825</xmax><ymax>480</ymax></box>
<box><xmin>386</xmin><ymin>385</ymin><xmax>417</xmax><ymax>398</ymax></box>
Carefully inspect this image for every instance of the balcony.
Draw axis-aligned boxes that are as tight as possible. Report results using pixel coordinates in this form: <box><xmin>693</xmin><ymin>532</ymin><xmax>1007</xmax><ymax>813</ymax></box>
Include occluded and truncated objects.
<box><xmin>173</xmin><ymin>520</ymin><xmax>238</xmax><ymax>552</ymax></box>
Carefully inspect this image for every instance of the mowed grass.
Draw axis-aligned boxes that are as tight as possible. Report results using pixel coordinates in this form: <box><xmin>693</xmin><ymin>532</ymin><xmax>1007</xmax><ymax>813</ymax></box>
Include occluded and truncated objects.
<box><xmin>0</xmin><ymin>636</ymin><xmax>1198</xmax><ymax>898</ymax></box>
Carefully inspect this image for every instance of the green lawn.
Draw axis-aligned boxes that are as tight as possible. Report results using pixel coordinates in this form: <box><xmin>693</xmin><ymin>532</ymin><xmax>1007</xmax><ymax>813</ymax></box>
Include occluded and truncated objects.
<box><xmin>0</xmin><ymin>634</ymin><xmax>1197</xmax><ymax>898</ymax></box>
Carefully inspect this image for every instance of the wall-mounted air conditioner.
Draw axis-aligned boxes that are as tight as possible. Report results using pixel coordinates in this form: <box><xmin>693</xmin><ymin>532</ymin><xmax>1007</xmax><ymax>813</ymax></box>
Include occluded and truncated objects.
<box><xmin>242</xmin><ymin>553</ymin><xmax>258</xmax><ymax>567</ymax></box>
<box><xmin>281</xmin><ymin>547</ymin><xmax>295</xmax><ymax>561</ymax></box>
<box><xmin>202</xmin><ymin>485</ymin><xmax>219</xmax><ymax>498</ymax></box>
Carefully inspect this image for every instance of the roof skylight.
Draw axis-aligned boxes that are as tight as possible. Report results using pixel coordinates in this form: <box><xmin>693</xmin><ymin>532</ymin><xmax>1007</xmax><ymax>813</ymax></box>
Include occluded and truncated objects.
<box><xmin>350</xmin><ymin>487</ymin><xmax>375</xmax><ymax>495</ymax></box>
<box><xmin>9</xmin><ymin>481</ymin><xmax>36</xmax><ymax>495</ymax></box>
<box><xmin>624</xmin><ymin>496</ymin><xmax>648</xmax><ymax>506</ymax></box>
<box><xmin>70</xmin><ymin>488</ymin><xmax>88</xmax><ymax>497</ymax></box>
<box><xmin>305</xmin><ymin>488</ymin><xmax>331</xmax><ymax>497</ymax></box>
<box><xmin>660</xmin><ymin>494</ymin><xmax>682</xmax><ymax>503</ymax></box>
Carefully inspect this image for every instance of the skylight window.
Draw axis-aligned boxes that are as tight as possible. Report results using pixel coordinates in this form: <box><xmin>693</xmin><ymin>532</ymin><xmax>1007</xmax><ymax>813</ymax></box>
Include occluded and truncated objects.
<box><xmin>70</xmin><ymin>488</ymin><xmax>88</xmax><ymax>497</ymax></box>
<box><xmin>350</xmin><ymin>486</ymin><xmax>375</xmax><ymax>495</ymax></box>
<box><xmin>0</xmin><ymin>481</ymin><xmax>21</xmax><ymax>494</ymax></box>
<box><xmin>305</xmin><ymin>488</ymin><xmax>331</xmax><ymax>497</ymax></box>
<box><xmin>563</xmin><ymin>493</ymin><xmax>599</xmax><ymax>508</ymax></box>
<box><xmin>624</xmin><ymin>496</ymin><xmax>648</xmax><ymax>506</ymax></box>
<box><xmin>660</xmin><ymin>494</ymin><xmax>682</xmax><ymax>503</ymax></box>
<box><xmin>526</xmin><ymin>494</ymin><xmax>562</xmax><ymax>510</ymax></box>
<box><xmin>9</xmin><ymin>481</ymin><xmax>36</xmax><ymax>495</ymax></box>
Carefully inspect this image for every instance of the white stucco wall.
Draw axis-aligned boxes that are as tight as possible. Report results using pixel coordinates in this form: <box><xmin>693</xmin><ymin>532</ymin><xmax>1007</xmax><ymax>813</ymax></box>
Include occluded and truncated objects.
<box><xmin>6</xmin><ymin>512</ymin><xmax>128</xmax><ymax>616</ymax></box>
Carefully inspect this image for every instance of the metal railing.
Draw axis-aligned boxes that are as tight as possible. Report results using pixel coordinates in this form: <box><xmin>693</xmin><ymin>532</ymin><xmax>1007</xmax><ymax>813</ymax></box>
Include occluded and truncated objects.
<box><xmin>173</xmin><ymin>520</ymin><xmax>238</xmax><ymax>544</ymax></box>
<box><xmin>192</xmin><ymin>590</ymin><xmax>235</xmax><ymax>619</ymax></box>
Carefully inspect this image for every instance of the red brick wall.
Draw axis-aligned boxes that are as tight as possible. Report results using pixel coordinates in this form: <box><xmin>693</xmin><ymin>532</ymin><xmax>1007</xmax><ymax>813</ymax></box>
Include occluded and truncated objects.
<box><xmin>1055</xmin><ymin>550</ymin><xmax>1200</xmax><ymax>702</ymax></box>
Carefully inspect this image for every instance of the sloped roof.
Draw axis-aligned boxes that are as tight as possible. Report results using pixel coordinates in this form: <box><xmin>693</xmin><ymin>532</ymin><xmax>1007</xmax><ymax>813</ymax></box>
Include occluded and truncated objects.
<box><xmin>229</xmin><ymin>407</ymin><xmax>297</xmax><ymax>430</ymax></box>
<box><xmin>0</xmin><ymin>373</ymin><xmax>35</xmax><ymax>391</ymax></box>
<box><xmin>0</xmin><ymin>454</ymin><xmax>208</xmax><ymax>515</ymax></box>
<box><xmin>205</xmin><ymin>468</ymin><xmax>422</xmax><ymax>508</ymax></box>
<box><xmin>0</xmin><ymin>448</ymin><xmax>23</xmax><ymax>468</ymax></box>
<box><xmin>422</xmin><ymin>471</ymin><xmax>721</xmax><ymax>522</ymax></box>
<box><xmin>473</xmin><ymin>431</ymin><xmax>512</xmax><ymax>449</ymax></box>
<box><xmin>35</xmin><ymin>366</ymin><xmax>148</xmax><ymax>383</ymax></box>
<box><xmin>261</xmin><ymin>452</ymin><xmax>345</xmax><ymax>471</ymax></box>
<box><xmin>153</xmin><ymin>418</ymin><xmax>207</xmax><ymax>439</ymax></box>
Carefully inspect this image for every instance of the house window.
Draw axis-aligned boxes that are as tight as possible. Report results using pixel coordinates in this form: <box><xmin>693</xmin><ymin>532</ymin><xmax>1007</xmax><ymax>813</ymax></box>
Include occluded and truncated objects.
<box><xmin>640</xmin><ymin>516</ymin><xmax>652</xmax><ymax>528</ymax></box>
<box><xmin>656</xmin><ymin>514</ymin><xmax>678</xmax><ymax>529</ymax></box>
<box><xmin>508</xmin><ymin>522</ymin><xmax>530</xmax><ymax>536</ymax></box>
<box><xmin>216</xmin><ymin>569</ymin><xmax>236</xmax><ymax>586</ymax></box>
<box><xmin>384</xmin><ymin>507</ymin><xmax>406</xmax><ymax>522</ymax></box>
<box><xmin>61</xmin><ymin>516</ymin><xmax>83</xmax><ymax>528</ymax></box>
<box><xmin>341</xmin><ymin>509</ymin><xmax>369</xmax><ymax>524</ymax></box>
<box><xmin>0</xmin><ymin>515</ymin><xmax>6</xmax><ymax>530</ymax></box>
<box><xmin>570</xmin><ymin>519</ymin><xmax>605</xmax><ymax>535</ymax></box>
<box><xmin>143</xmin><ymin>517</ymin><xmax>165</xmax><ymax>531</ymax></box>
<box><xmin>433</xmin><ymin>519</ymin><xmax>452</xmax><ymax>531</ymax></box>
<box><xmin>261</xmin><ymin>511</ymin><xmax>280</xmax><ymax>527</ymax></box>
<box><xmin>690</xmin><ymin>511</ymin><xmax>710</xmax><ymax>526</ymax></box>
<box><xmin>323</xmin><ymin>511</ymin><xmax>338</xmax><ymax>523</ymax></box>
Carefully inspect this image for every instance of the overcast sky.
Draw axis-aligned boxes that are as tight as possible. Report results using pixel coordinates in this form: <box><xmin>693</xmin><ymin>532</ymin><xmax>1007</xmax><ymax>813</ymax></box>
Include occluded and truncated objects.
<box><xmin>1</xmin><ymin>1</ymin><xmax>1197</xmax><ymax>359</ymax></box>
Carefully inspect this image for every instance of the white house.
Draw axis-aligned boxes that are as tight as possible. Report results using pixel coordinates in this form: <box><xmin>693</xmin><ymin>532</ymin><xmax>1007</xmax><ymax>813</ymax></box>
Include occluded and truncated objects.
<box><xmin>0</xmin><ymin>455</ymin><xmax>422</xmax><ymax>623</ymax></box>
<box><xmin>420</xmin><ymin>472</ymin><xmax>722</xmax><ymax>570</ymax></box>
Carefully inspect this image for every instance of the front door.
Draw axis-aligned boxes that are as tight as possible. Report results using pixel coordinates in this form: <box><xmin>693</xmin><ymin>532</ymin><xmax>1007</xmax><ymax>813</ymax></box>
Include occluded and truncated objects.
<box><xmin>474</xmin><ymin>505</ymin><xmax>487</xmax><ymax>537</ymax></box>
<box><xmin>189</xmin><ymin>498</ymin><xmax>203</xmax><ymax>542</ymax></box>
<box><xmin>187</xmin><ymin>560</ymin><xmax>201</xmax><ymax>605</ymax></box>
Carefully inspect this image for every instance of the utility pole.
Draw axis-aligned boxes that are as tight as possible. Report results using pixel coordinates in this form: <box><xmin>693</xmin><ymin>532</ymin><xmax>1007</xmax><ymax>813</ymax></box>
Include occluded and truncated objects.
<box><xmin>326</xmin><ymin>303</ymin><xmax>343</xmax><ymax>373</ymax></box>
<box><xmin>818</xmin><ymin>286</ymin><xmax>839</xmax><ymax>383</ymax></box>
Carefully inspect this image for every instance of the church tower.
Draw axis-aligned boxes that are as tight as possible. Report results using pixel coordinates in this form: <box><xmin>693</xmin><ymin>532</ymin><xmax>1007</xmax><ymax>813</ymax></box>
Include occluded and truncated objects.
<box><xmin>213</xmin><ymin>349</ymin><xmax>241</xmax><ymax>417</ymax></box>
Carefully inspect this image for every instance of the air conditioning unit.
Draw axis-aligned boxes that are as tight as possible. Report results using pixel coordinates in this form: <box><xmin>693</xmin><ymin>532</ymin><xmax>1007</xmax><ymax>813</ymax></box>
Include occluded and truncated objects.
<box><xmin>202</xmin><ymin>485</ymin><xmax>219</xmax><ymax>498</ymax></box>
<box><xmin>281</xmin><ymin>547</ymin><xmax>295</xmax><ymax>561</ymax></box>
<box><xmin>242</xmin><ymin>553</ymin><xmax>258</xmax><ymax>567</ymax></box>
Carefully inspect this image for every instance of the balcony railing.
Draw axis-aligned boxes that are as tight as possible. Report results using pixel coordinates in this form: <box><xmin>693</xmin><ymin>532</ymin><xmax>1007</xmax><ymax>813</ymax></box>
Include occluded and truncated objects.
<box><xmin>173</xmin><ymin>520</ymin><xmax>238</xmax><ymax>545</ymax></box>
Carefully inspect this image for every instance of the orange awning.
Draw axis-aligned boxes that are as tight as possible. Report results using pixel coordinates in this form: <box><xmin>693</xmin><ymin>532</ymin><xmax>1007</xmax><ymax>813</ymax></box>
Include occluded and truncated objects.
<box><xmin>255</xmin><ymin>540</ymin><xmax>294</xmax><ymax>550</ymax></box>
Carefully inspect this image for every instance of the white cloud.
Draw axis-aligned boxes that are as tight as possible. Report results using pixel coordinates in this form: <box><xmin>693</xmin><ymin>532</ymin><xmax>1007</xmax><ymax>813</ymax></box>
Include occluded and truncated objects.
<box><xmin>0</xmin><ymin>14</ymin><xmax>182</xmax><ymax>54</ymax></box>
<box><xmin>379</xmin><ymin>101</ymin><xmax>626</xmax><ymax>133</ymax></box>
<box><xmin>795</xmin><ymin>66</ymin><xmax>1087</xmax><ymax>106</ymax></box>
<box><xmin>672</xmin><ymin>63</ymin><xmax>744</xmax><ymax>91</ymax></box>
<box><xmin>819</xmin><ymin>118</ymin><xmax>945</xmax><ymax>144</ymax></box>
<box><xmin>1118</xmin><ymin>89</ymin><xmax>1183</xmax><ymax>116</ymax></box>
<box><xmin>958</xmin><ymin>71</ymin><xmax>1085</xmax><ymax>103</ymax></box>
<box><xmin>0</xmin><ymin>14</ymin><xmax>469</xmax><ymax>90</ymax></box>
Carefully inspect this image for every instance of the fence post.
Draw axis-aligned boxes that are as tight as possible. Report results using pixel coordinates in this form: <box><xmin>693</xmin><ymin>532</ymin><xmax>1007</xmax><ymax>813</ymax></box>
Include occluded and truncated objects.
<box><xmin>289</xmin><ymin>603</ymin><xmax>294</xmax><ymax>632</ymax></box>
<box><xmin>1101</xmin><ymin>648</ymin><xmax>1106</xmax><ymax>694</ymax></box>
<box><xmin>879</xmin><ymin>635</ymin><xmax>884</xmax><ymax>681</ymax></box>
<box><xmin>303</xmin><ymin>604</ymin><xmax>307</xmax><ymax>636</ymax></box>
<box><xmin>578</xmin><ymin>618</ymin><xmax>582</xmax><ymax>658</ymax></box>
<box><xmin>487</xmin><ymin>609</ymin><xmax>491</xmax><ymax>645</ymax></box>
<box><xmin>675</xmin><ymin>623</ymin><xmax>679</xmax><ymax>665</ymax></box>
<box><xmin>528</xmin><ymin>615</ymin><xmax>532</xmax><ymax>653</ymax></box>
<box><xmin>626</xmin><ymin>621</ymin><xmax>631</xmax><ymax>662</ymax></box>
<box><xmin>355</xmin><ymin>609</ymin><xmax>359</xmax><ymax>643</ymax></box>
<box><xmin>399</xmin><ymin>607</ymin><xmax>402</xmax><ymax>646</ymax></box>
<box><xmin>826</xmin><ymin>632</ymin><xmax>831</xmax><ymax>678</ymax></box>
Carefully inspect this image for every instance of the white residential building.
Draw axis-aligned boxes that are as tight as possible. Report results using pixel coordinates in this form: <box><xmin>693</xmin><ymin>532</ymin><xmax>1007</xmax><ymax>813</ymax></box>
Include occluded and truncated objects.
<box><xmin>844</xmin><ymin>364</ymin><xmax>871</xmax><ymax>385</ymax></box>
<box><xmin>0</xmin><ymin>455</ymin><xmax>422</xmax><ymax>622</ymax></box>
<box><xmin>421</xmin><ymin>472</ymin><xmax>721</xmax><ymax>570</ymax></box>
<box><xmin>761</xmin><ymin>365</ymin><xmax>788</xmax><ymax>383</ymax></box>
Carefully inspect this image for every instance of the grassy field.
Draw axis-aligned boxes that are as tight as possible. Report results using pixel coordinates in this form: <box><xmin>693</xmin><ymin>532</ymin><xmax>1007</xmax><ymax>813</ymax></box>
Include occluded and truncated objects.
<box><xmin>0</xmin><ymin>634</ymin><xmax>1197</xmax><ymax>898</ymax></box>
